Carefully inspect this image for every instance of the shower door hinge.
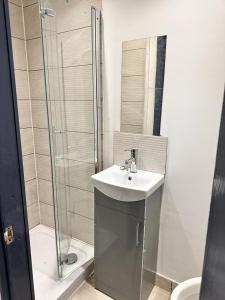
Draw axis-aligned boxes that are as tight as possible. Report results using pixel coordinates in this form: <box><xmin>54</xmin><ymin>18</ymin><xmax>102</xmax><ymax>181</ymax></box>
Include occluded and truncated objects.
<box><xmin>4</xmin><ymin>225</ymin><xmax>14</xmax><ymax>246</ymax></box>
<box><xmin>40</xmin><ymin>8</ymin><xmax>56</xmax><ymax>18</ymax></box>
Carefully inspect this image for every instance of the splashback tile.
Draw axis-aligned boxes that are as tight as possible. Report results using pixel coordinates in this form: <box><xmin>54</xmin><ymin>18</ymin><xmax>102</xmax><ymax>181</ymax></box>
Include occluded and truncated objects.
<box><xmin>113</xmin><ymin>131</ymin><xmax>167</xmax><ymax>174</ymax></box>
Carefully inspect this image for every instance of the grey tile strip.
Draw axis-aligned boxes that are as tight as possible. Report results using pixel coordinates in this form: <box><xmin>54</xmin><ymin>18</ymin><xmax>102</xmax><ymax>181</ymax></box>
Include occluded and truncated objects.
<box><xmin>153</xmin><ymin>36</ymin><xmax>167</xmax><ymax>136</ymax></box>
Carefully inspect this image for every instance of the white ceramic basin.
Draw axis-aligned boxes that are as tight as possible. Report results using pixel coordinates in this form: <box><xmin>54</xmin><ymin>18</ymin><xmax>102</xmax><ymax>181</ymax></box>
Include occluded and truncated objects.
<box><xmin>91</xmin><ymin>165</ymin><xmax>164</xmax><ymax>202</ymax></box>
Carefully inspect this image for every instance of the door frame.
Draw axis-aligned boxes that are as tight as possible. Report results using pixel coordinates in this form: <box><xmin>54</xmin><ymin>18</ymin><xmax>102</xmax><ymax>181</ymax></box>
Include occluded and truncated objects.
<box><xmin>200</xmin><ymin>87</ymin><xmax>225</xmax><ymax>299</ymax></box>
<box><xmin>0</xmin><ymin>1</ymin><xmax>35</xmax><ymax>299</ymax></box>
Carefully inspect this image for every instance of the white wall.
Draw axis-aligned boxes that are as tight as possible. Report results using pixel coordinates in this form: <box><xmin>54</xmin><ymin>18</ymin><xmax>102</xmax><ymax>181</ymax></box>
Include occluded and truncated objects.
<box><xmin>102</xmin><ymin>0</ymin><xmax>225</xmax><ymax>282</ymax></box>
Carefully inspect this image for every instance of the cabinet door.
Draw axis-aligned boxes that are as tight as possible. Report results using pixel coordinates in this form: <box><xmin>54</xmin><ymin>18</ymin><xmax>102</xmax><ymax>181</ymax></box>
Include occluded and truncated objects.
<box><xmin>95</xmin><ymin>189</ymin><xmax>145</xmax><ymax>300</ymax></box>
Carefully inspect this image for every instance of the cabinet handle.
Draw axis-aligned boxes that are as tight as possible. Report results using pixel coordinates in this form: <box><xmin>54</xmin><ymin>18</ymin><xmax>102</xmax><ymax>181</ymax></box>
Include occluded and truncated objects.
<box><xmin>136</xmin><ymin>222</ymin><xmax>141</xmax><ymax>247</ymax></box>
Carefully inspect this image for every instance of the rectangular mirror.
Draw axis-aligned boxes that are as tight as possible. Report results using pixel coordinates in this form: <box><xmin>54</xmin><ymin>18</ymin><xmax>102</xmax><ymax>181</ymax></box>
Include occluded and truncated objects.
<box><xmin>120</xmin><ymin>36</ymin><xmax>167</xmax><ymax>135</ymax></box>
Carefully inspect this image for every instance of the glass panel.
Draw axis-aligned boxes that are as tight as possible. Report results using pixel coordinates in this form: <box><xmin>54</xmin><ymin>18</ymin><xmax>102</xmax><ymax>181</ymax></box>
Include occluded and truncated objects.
<box><xmin>40</xmin><ymin>2</ymin><xmax>71</xmax><ymax>278</ymax></box>
<box><xmin>39</xmin><ymin>0</ymin><xmax>102</xmax><ymax>279</ymax></box>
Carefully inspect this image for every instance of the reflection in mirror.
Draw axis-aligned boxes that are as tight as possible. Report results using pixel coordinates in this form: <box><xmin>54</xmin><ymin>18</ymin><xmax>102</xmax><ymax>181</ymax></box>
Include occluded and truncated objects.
<box><xmin>120</xmin><ymin>36</ymin><xmax>167</xmax><ymax>136</ymax></box>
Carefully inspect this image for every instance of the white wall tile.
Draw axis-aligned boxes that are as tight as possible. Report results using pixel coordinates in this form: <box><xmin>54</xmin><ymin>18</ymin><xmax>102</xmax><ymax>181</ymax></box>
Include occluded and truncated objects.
<box><xmin>113</xmin><ymin>131</ymin><xmax>168</xmax><ymax>174</ymax></box>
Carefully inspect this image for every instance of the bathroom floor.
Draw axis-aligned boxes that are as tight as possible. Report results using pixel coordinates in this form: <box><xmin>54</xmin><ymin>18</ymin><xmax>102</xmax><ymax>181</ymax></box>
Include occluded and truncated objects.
<box><xmin>70</xmin><ymin>282</ymin><xmax>171</xmax><ymax>300</ymax></box>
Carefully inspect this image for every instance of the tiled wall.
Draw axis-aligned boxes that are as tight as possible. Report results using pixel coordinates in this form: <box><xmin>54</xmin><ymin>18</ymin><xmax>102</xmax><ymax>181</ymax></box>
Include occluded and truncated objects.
<box><xmin>8</xmin><ymin>0</ymin><xmax>40</xmax><ymax>229</ymax></box>
<box><xmin>9</xmin><ymin>0</ymin><xmax>102</xmax><ymax>245</ymax></box>
<box><xmin>50</xmin><ymin>0</ymin><xmax>102</xmax><ymax>245</ymax></box>
<box><xmin>120</xmin><ymin>39</ymin><xmax>146</xmax><ymax>134</ymax></box>
<box><xmin>113</xmin><ymin>131</ymin><xmax>168</xmax><ymax>174</ymax></box>
<box><xmin>22</xmin><ymin>0</ymin><xmax>55</xmax><ymax>228</ymax></box>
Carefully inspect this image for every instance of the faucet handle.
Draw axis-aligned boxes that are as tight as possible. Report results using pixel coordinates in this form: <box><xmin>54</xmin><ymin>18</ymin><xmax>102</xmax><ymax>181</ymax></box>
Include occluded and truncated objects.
<box><xmin>125</xmin><ymin>148</ymin><xmax>138</xmax><ymax>159</ymax></box>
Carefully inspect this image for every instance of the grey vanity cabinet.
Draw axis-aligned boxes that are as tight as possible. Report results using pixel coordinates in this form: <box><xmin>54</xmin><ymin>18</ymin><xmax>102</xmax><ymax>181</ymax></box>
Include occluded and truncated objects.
<box><xmin>94</xmin><ymin>188</ymin><xmax>145</xmax><ymax>300</ymax></box>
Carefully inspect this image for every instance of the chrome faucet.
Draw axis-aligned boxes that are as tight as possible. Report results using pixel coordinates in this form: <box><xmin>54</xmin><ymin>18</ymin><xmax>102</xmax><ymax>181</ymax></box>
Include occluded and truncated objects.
<box><xmin>120</xmin><ymin>149</ymin><xmax>138</xmax><ymax>173</ymax></box>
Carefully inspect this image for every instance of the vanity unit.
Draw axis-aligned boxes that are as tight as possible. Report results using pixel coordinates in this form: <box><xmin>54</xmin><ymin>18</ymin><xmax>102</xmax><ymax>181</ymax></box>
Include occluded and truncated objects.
<box><xmin>92</xmin><ymin>165</ymin><xmax>164</xmax><ymax>300</ymax></box>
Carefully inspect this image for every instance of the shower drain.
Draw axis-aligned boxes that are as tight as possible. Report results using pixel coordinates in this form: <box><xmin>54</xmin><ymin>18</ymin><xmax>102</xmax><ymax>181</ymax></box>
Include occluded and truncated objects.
<box><xmin>60</xmin><ymin>253</ymin><xmax>78</xmax><ymax>265</ymax></box>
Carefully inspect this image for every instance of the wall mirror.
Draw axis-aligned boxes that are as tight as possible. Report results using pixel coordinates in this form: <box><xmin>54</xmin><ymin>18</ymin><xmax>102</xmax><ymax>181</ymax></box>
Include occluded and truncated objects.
<box><xmin>120</xmin><ymin>36</ymin><xmax>167</xmax><ymax>136</ymax></box>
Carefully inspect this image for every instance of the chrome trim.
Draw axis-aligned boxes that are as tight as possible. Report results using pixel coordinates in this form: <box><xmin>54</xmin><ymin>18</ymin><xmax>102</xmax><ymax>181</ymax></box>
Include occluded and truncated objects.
<box><xmin>91</xmin><ymin>7</ymin><xmax>103</xmax><ymax>173</ymax></box>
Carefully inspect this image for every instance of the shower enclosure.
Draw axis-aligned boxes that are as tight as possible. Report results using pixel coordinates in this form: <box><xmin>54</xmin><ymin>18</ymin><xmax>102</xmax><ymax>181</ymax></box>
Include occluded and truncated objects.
<box><xmin>39</xmin><ymin>0</ymin><xmax>103</xmax><ymax>279</ymax></box>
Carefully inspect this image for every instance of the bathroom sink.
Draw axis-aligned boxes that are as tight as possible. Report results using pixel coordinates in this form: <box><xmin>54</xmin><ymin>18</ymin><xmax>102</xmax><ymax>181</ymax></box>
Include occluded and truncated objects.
<box><xmin>91</xmin><ymin>165</ymin><xmax>164</xmax><ymax>202</ymax></box>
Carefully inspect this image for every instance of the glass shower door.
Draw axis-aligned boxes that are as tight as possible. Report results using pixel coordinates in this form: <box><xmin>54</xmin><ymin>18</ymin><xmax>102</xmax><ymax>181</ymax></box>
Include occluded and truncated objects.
<box><xmin>40</xmin><ymin>0</ymin><xmax>102</xmax><ymax>279</ymax></box>
<box><xmin>40</xmin><ymin>4</ymin><xmax>71</xmax><ymax>278</ymax></box>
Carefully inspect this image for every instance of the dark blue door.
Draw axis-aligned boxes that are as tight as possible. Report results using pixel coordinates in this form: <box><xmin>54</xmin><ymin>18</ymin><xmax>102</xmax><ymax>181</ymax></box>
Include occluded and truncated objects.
<box><xmin>0</xmin><ymin>1</ymin><xmax>35</xmax><ymax>299</ymax></box>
